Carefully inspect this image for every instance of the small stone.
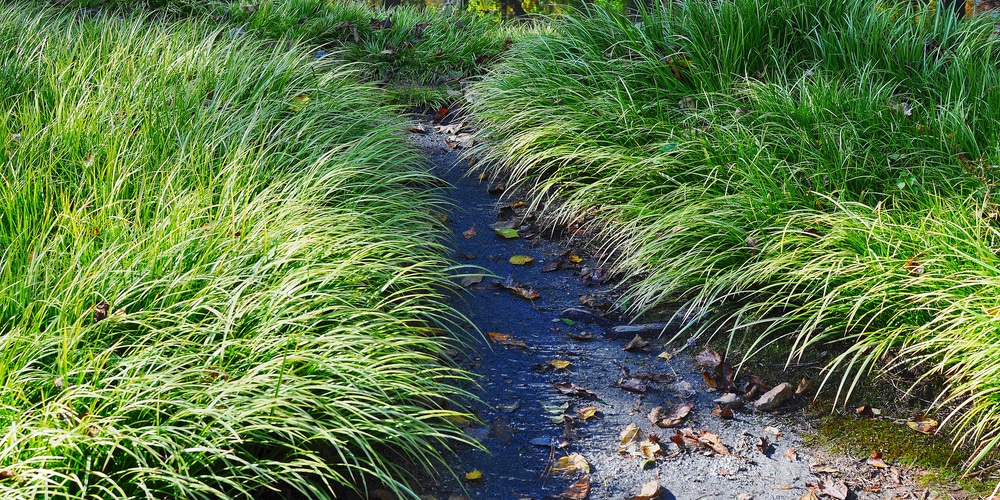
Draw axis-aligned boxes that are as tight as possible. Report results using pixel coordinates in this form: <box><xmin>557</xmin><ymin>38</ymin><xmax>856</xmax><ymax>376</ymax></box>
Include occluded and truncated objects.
<box><xmin>713</xmin><ymin>392</ymin><xmax>743</xmax><ymax>408</ymax></box>
<box><xmin>752</xmin><ymin>382</ymin><xmax>794</xmax><ymax>410</ymax></box>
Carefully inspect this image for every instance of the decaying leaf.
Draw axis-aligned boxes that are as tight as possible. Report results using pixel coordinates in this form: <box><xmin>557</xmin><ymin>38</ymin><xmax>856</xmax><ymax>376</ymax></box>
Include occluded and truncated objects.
<box><xmin>627</xmin><ymin>480</ymin><xmax>661</xmax><ymax>500</ymax></box>
<box><xmin>542</xmin><ymin>401</ymin><xmax>570</xmax><ymax>416</ymax></box>
<box><xmin>509</xmin><ymin>255</ymin><xmax>534</xmax><ymax>265</ymax></box>
<box><xmin>639</xmin><ymin>438</ymin><xmax>661</xmax><ymax>460</ymax></box>
<box><xmin>496</xmin><ymin>275</ymin><xmax>540</xmax><ymax>300</ymax></box>
<box><xmin>404</xmin><ymin>123</ymin><xmax>427</xmax><ymax>134</ymax></box>
<box><xmin>566</xmin><ymin>331</ymin><xmax>596</xmax><ymax>341</ymax></box>
<box><xmin>619</xmin><ymin>377</ymin><xmax>647</xmax><ymax>393</ymax></box>
<box><xmin>552</xmin><ymin>454</ymin><xmax>590</xmax><ymax>476</ymax></box>
<box><xmin>655</xmin><ymin>403</ymin><xmax>693</xmax><ymax>427</ymax></box>
<box><xmin>557</xmin><ymin>475</ymin><xmax>590</xmax><ymax>500</ymax></box>
<box><xmin>763</xmin><ymin>426</ymin><xmax>784</xmax><ymax>439</ymax></box>
<box><xmin>697</xmin><ymin>430</ymin><xmax>730</xmax><ymax>455</ymax></box>
<box><xmin>855</xmin><ymin>405</ymin><xmax>881</xmax><ymax>417</ymax></box>
<box><xmin>462</xmin><ymin>226</ymin><xmax>477</xmax><ymax>239</ymax></box>
<box><xmin>553</xmin><ymin>382</ymin><xmax>598</xmax><ymax>399</ymax></box>
<box><xmin>866</xmin><ymin>450</ymin><xmax>888</xmax><ymax>468</ymax></box>
<box><xmin>783</xmin><ymin>448</ymin><xmax>798</xmax><ymax>462</ymax></box>
<box><xmin>460</xmin><ymin>275</ymin><xmax>483</xmax><ymax>287</ymax></box>
<box><xmin>488</xmin><ymin>332</ymin><xmax>527</xmax><ymax>348</ymax></box>
<box><xmin>619</xmin><ymin>423</ymin><xmax>641</xmax><ymax>445</ymax></box>
<box><xmin>711</xmin><ymin>405</ymin><xmax>734</xmax><ymax>419</ymax></box>
<box><xmin>818</xmin><ymin>479</ymin><xmax>848</xmax><ymax>500</ymax></box>
<box><xmin>904</xmin><ymin>255</ymin><xmax>925</xmax><ymax>276</ymax></box>
<box><xmin>907</xmin><ymin>414</ymin><xmax>938</xmax><ymax>434</ymax></box>
<box><xmin>94</xmin><ymin>301</ymin><xmax>109</xmax><ymax>323</ymax></box>
<box><xmin>577</xmin><ymin>406</ymin><xmax>599</xmax><ymax>421</ymax></box>
<box><xmin>548</xmin><ymin>359</ymin><xmax>571</xmax><ymax>370</ymax></box>
<box><xmin>465</xmin><ymin>469</ymin><xmax>482</xmax><ymax>481</ymax></box>
<box><xmin>796</xmin><ymin>377</ymin><xmax>812</xmax><ymax>395</ymax></box>
<box><xmin>756</xmin><ymin>436</ymin><xmax>772</xmax><ymax>456</ymax></box>
<box><xmin>624</xmin><ymin>335</ymin><xmax>649</xmax><ymax>352</ymax></box>
<box><xmin>695</xmin><ymin>347</ymin><xmax>723</xmax><ymax>368</ymax></box>
<box><xmin>799</xmin><ymin>493</ymin><xmax>819</xmax><ymax>500</ymax></box>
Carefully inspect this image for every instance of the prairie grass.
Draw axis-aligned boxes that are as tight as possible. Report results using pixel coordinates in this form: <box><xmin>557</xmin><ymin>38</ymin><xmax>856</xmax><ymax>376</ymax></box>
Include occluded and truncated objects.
<box><xmin>0</xmin><ymin>4</ymin><xmax>473</xmax><ymax>498</ymax></box>
<box><xmin>58</xmin><ymin>0</ymin><xmax>528</xmax><ymax>108</ymax></box>
<box><xmin>468</xmin><ymin>0</ymin><xmax>1000</xmax><ymax>466</ymax></box>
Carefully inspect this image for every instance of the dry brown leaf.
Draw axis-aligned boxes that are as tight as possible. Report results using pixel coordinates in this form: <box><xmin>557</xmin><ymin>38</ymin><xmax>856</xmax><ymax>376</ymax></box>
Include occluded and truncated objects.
<box><xmin>795</xmin><ymin>377</ymin><xmax>812</xmax><ymax>395</ymax></box>
<box><xmin>626</xmin><ymin>480</ymin><xmax>661</xmax><ymax>500</ymax></box>
<box><xmin>799</xmin><ymin>493</ymin><xmax>819</xmax><ymax>500</ymax></box>
<box><xmin>619</xmin><ymin>423</ymin><xmax>641</xmax><ymax>445</ymax></box>
<box><xmin>624</xmin><ymin>335</ymin><xmax>649</xmax><ymax>352</ymax></box>
<box><xmin>462</xmin><ymin>226</ymin><xmax>477</xmax><ymax>239</ymax></box>
<box><xmin>557</xmin><ymin>475</ymin><xmax>590</xmax><ymax>500</ymax></box>
<box><xmin>657</xmin><ymin>403</ymin><xmax>694</xmax><ymax>427</ymax></box>
<box><xmin>907</xmin><ymin>415</ymin><xmax>938</xmax><ymax>434</ymax></box>
<box><xmin>711</xmin><ymin>405</ymin><xmax>734</xmax><ymax>419</ymax></box>
<box><xmin>697</xmin><ymin>430</ymin><xmax>730</xmax><ymax>455</ymax></box>
<box><xmin>783</xmin><ymin>448</ymin><xmax>798</xmax><ymax>462</ymax></box>
<box><xmin>866</xmin><ymin>450</ymin><xmax>888</xmax><ymax>468</ymax></box>
<box><xmin>819</xmin><ymin>479</ymin><xmax>848</xmax><ymax>500</ymax></box>
<box><xmin>566</xmin><ymin>331</ymin><xmax>596</xmax><ymax>341</ymax></box>
<box><xmin>619</xmin><ymin>377</ymin><xmax>647</xmax><ymax>393</ymax></box>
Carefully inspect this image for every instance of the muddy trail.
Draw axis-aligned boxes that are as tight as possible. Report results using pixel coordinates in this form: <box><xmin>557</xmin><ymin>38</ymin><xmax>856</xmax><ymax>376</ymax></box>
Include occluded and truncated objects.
<box><xmin>404</xmin><ymin>121</ymin><xmax>949</xmax><ymax>500</ymax></box>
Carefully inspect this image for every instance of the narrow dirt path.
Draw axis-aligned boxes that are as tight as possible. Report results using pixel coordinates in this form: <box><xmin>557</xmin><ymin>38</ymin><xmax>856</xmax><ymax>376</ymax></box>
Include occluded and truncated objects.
<box><xmin>406</xmin><ymin>123</ymin><xmax>842</xmax><ymax>500</ymax></box>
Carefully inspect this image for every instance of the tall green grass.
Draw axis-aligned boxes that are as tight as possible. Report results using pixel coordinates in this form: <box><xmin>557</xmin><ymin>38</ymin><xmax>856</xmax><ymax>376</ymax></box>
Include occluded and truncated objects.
<box><xmin>0</xmin><ymin>4</ymin><xmax>472</xmax><ymax>498</ymax></box>
<box><xmin>468</xmin><ymin>0</ymin><xmax>1000</xmax><ymax>466</ymax></box>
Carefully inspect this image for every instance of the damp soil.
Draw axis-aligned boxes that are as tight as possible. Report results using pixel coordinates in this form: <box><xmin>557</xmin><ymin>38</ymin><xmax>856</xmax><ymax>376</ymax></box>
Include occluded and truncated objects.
<box><xmin>413</xmin><ymin>124</ymin><xmax>823</xmax><ymax>500</ymax></box>
<box><xmin>406</xmin><ymin>121</ymin><xmax>961</xmax><ymax>500</ymax></box>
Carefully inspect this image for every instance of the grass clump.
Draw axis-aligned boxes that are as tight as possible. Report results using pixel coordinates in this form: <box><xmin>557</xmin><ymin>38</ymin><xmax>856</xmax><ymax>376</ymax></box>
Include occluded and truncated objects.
<box><xmin>467</xmin><ymin>0</ymin><xmax>1000</xmax><ymax>467</ymax></box>
<box><xmin>0</xmin><ymin>4</ymin><xmax>472</xmax><ymax>498</ymax></box>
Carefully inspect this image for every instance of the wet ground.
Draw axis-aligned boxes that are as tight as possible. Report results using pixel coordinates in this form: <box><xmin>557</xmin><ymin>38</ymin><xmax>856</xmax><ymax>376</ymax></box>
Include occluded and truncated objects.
<box><xmin>408</xmin><ymin>123</ymin><xmax>839</xmax><ymax>500</ymax></box>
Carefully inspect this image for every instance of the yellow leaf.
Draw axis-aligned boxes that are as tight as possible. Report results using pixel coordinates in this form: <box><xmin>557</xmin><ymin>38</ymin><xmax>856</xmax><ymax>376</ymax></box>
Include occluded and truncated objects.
<box><xmin>509</xmin><ymin>255</ymin><xmax>534</xmax><ymax>265</ymax></box>
<box><xmin>548</xmin><ymin>359</ymin><xmax>571</xmax><ymax>370</ymax></box>
<box><xmin>577</xmin><ymin>406</ymin><xmax>598</xmax><ymax>420</ymax></box>
<box><xmin>552</xmin><ymin>454</ymin><xmax>590</xmax><ymax>476</ymax></box>
<box><xmin>289</xmin><ymin>93</ymin><xmax>311</xmax><ymax>111</ymax></box>
<box><xmin>465</xmin><ymin>469</ymin><xmax>482</xmax><ymax>481</ymax></box>
<box><xmin>568</xmin><ymin>253</ymin><xmax>583</xmax><ymax>264</ymax></box>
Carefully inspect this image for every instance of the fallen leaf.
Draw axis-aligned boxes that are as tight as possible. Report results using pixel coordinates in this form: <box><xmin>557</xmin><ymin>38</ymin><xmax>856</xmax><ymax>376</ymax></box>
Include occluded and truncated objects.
<box><xmin>711</xmin><ymin>405</ymin><xmax>734</xmax><ymax>419</ymax></box>
<box><xmin>695</xmin><ymin>347</ymin><xmax>723</xmax><ymax>368</ymax></box>
<box><xmin>627</xmin><ymin>480</ymin><xmax>661</xmax><ymax>500</ymax></box>
<box><xmin>577</xmin><ymin>407</ymin><xmax>599</xmax><ymax>421</ymax></box>
<box><xmin>552</xmin><ymin>454</ymin><xmax>590</xmax><ymax>476</ymax></box>
<box><xmin>568</xmin><ymin>253</ymin><xmax>583</xmax><ymax>264</ymax></box>
<box><xmin>783</xmin><ymin>448</ymin><xmax>798</xmax><ymax>462</ymax></box>
<box><xmin>465</xmin><ymin>469</ymin><xmax>482</xmax><ymax>481</ymax></box>
<box><xmin>619</xmin><ymin>423</ymin><xmax>641</xmax><ymax>445</ymax></box>
<box><xmin>624</xmin><ymin>335</ymin><xmax>649</xmax><ymax>352</ymax></box>
<box><xmin>509</xmin><ymin>255</ymin><xmax>534</xmax><ymax>265</ymax></box>
<box><xmin>566</xmin><ymin>331</ymin><xmax>596</xmax><ymax>341</ymax></box>
<box><xmin>462</xmin><ymin>226</ymin><xmax>477</xmax><ymax>239</ymax></box>
<box><xmin>795</xmin><ymin>377</ymin><xmax>812</xmax><ymax>395</ymax></box>
<box><xmin>697</xmin><ymin>430</ymin><xmax>730</xmax><ymax>455</ymax></box>
<box><xmin>756</xmin><ymin>436</ymin><xmax>772</xmax><ymax>456</ymax></box>
<box><xmin>488</xmin><ymin>332</ymin><xmax>527</xmax><ymax>348</ymax></box>
<box><xmin>495</xmin><ymin>228</ymin><xmax>519</xmax><ymax>239</ymax></box>
<box><xmin>557</xmin><ymin>475</ymin><xmax>590</xmax><ymax>500</ymax></box>
<box><xmin>819</xmin><ymin>479</ymin><xmax>848</xmax><ymax>500</ymax></box>
<box><xmin>799</xmin><ymin>493</ymin><xmax>819</xmax><ymax>500</ymax></box>
<box><xmin>405</xmin><ymin>123</ymin><xmax>427</xmax><ymax>134</ymax></box>
<box><xmin>511</xmin><ymin>287</ymin><xmax>540</xmax><ymax>300</ymax></box>
<box><xmin>856</xmin><ymin>405</ymin><xmax>881</xmax><ymax>417</ymax></box>
<box><xmin>647</xmin><ymin>406</ymin><xmax>662</xmax><ymax>425</ymax></box>
<box><xmin>460</xmin><ymin>275</ymin><xmax>483</xmax><ymax>287</ymax></box>
<box><xmin>619</xmin><ymin>377</ymin><xmax>647</xmax><ymax>393</ymax></box>
<box><xmin>763</xmin><ymin>426</ymin><xmax>784</xmax><ymax>439</ymax></box>
<box><xmin>560</xmin><ymin>317</ymin><xmax>575</xmax><ymax>326</ymax></box>
<box><xmin>94</xmin><ymin>301</ymin><xmax>110</xmax><ymax>323</ymax></box>
<box><xmin>639</xmin><ymin>438</ymin><xmax>661</xmax><ymax>460</ymax></box>
<box><xmin>432</xmin><ymin>107</ymin><xmax>448</xmax><ymax>123</ymax></box>
<box><xmin>548</xmin><ymin>360</ymin><xmax>571</xmax><ymax>370</ymax></box>
<box><xmin>907</xmin><ymin>414</ymin><xmax>938</xmax><ymax>434</ymax></box>
<box><xmin>657</xmin><ymin>403</ymin><xmax>694</xmax><ymax>427</ymax></box>
<box><xmin>554</xmin><ymin>382</ymin><xmax>598</xmax><ymax>399</ymax></box>
<box><xmin>866</xmin><ymin>450</ymin><xmax>888</xmax><ymax>468</ymax></box>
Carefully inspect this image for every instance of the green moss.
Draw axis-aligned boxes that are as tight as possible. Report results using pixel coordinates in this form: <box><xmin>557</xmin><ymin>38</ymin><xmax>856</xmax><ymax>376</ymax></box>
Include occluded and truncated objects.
<box><xmin>804</xmin><ymin>412</ymin><xmax>992</xmax><ymax>497</ymax></box>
